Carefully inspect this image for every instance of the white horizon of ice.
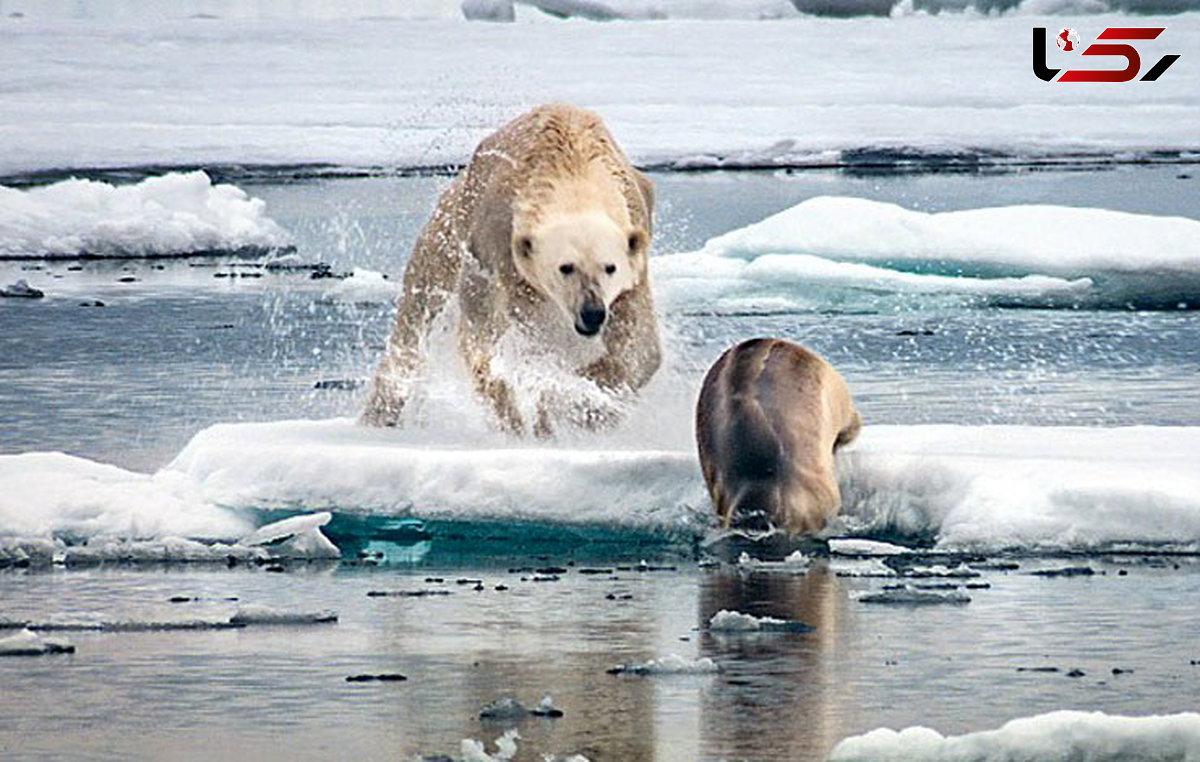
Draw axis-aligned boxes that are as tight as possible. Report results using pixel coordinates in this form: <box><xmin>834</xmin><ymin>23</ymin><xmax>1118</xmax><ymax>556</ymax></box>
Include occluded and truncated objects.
<box><xmin>2</xmin><ymin>13</ymin><xmax>1198</xmax><ymax>175</ymax></box>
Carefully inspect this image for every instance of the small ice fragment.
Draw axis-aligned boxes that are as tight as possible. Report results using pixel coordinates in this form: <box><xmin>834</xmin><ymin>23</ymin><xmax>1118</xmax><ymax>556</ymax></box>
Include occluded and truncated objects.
<box><xmin>736</xmin><ymin>550</ymin><xmax>810</xmax><ymax>573</ymax></box>
<box><xmin>855</xmin><ymin>586</ymin><xmax>971</xmax><ymax>605</ymax></box>
<box><xmin>0</xmin><ymin>629</ymin><xmax>74</xmax><ymax>656</ymax></box>
<box><xmin>829</xmin><ymin>539</ymin><xmax>913</xmax><ymax>556</ymax></box>
<box><xmin>0</xmin><ymin>279</ymin><xmax>44</xmax><ymax>299</ymax></box>
<box><xmin>606</xmin><ymin>653</ymin><xmax>720</xmax><ymax>676</ymax></box>
<box><xmin>530</xmin><ymin>695</ymin><xmax>564</xmax><ymax>718</ymax></box>
<box><xmin>479</xmin><ymin>697</ymin><xmax>528</xmax><ymax>721</ymax></box>
<box><xmin>905</xmin><ymin>563</ymin><xmax>980</xmax><ymax>579</ymax></box>
<box><xmin>707</xmin><ymin>610</ymin><xmax>814</xmax><ymax>633</ymax></box>
<box><xmin>239</xmin><ymin>512</ymin><xmax>340</xmax><ymax>560</ymax></box>
<box><xmin>228</xmin><ymin>605</ymin><xmax>338</xmax><ymax>625</ymax></box>
<box><xmin>461</xmin><ymin>728</ymin><xmax>520</xmax><ymax>762</ymax></box>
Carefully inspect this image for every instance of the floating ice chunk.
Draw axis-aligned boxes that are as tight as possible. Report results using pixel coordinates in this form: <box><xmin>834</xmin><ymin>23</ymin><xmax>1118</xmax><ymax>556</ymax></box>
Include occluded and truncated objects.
<box><xmin>228</xmin><ymin>605</ymin><xmax>338</xmax><ymax>626</ymax></box>
<box><xmin>0</xmin><ymin>172</ymin><xmax>291</xmax><ymax>259</ymax></box>
<box><xmin>855</xmin><ymin>585</ymin><xmax>971</xmax><ymax>605</ymax></box>
<box><xmin>461</xmin><ymin>729</ymin><xmax>521</xmax><ymax>762</ymax></box>
<box><xmin>828</xmin><ymin>710</ymin><xmax>1200</xmax><ymax>762</ymax></box>
<box><xmin>531</xmin><ymin>695</ymin><xmax>564</xmax><ymax>718</ymax></box>
<box><xmin>707</xmin><ymin>610</ymin><xmax>814</xmax><ymax>633</ymax></box>
<box><xmin>0</xmin><ymin>279</ymin><xmax>44</xmax><ymax>298</ymax></box>
<box><xmin>240</xmin><ymin>512</ymin><xmax>340</xmax><ymax>560</ymax></box>
<box><xmin>0</xmin><ymin>629</ymin><xmax>75</xmax><ymax>656</ymax></box>
<box><xmin>654</xmin><ymin>197</ymin><xmax>1200</xmax><ymax>311</ymax></box>
<box><xmin>607</xmin><ymin>653</ymin><xmax>721</xmax><ymax>675</ymax></box>
<box><xmin>735</xmin><ymin>550</ymin><xmax>811</xmax><ymax>573</ymax></box>
<box><xmin>479</xmin><ymin>697</ymin><xmax>529</xmax><ymax>721</ymax></box>
<box><xmin>319</xmin><ymin>268</ymin><xmax>398</xmax><ymax>305</ymax></box>
<box><xmin>829</xmin><ymin>539</ymin><xmax>913</xmax><ymax>557</ymax></box>
<box><xmin>905</xmin><ymin>563</ymin><xmax>980</xmax><ymax>579</ymax></box>
<box><xmin>831</xmin><ymin>558</ymin><xmax>898</xmax><ymax>577</ymax></box>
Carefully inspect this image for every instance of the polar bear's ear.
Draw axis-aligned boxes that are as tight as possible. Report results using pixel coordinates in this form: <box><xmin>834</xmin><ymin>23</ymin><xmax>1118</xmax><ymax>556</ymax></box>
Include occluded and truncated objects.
<box><xmin>515</xmin><ymin>235</ymin><xmax>535</xmax><ymax>258</ymax></box>
<box><xmin>627</xmin><ymin>228</ymin><xmax>648</xmax><ymax>257</ymax></box>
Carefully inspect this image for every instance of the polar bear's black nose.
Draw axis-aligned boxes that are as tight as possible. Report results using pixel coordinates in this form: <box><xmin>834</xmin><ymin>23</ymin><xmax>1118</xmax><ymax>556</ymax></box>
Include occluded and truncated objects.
<box><xmin>576</xmin><ymin>304</ymin><xmax>606</xmax><ymax>336</ymax></box>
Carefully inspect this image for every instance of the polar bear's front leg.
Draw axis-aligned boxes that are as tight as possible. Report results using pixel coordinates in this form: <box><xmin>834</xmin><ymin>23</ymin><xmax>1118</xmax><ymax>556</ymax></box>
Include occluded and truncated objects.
<box><xmin>468</xmin><ymin>352</ymin><xmax>525</xmax><ymax>435</ymax></box>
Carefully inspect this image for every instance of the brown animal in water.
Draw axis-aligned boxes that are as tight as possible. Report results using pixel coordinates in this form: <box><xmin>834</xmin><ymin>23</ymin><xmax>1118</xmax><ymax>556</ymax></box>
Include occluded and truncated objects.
<box><xmin>360</xmin><ymin>104</ymin><xmax>661</xmax><ymax>436</ymax></box>
<box><xmin>696</xmin><ymin>338</ymin><xmax>861</xmax><ymax>535</ymax></box>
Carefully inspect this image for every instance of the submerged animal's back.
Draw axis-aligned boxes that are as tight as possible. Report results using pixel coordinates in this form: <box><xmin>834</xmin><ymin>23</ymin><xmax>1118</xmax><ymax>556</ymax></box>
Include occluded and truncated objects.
<box><xmin>696</xmin><ymin>338</ymin><xmax>851</xmax><ymax>532</ymax></box>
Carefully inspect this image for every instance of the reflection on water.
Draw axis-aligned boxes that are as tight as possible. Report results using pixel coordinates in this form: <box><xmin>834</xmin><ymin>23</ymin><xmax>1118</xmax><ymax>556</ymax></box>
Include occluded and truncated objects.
<box><xmin>4</xmin><ymin>560</ymin><xmax>1200</xmax><ymax>761</ymax></box>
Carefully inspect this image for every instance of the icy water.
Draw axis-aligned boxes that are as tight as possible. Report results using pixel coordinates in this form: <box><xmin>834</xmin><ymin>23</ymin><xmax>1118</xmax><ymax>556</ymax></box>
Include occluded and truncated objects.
<box><xmin>2</xmin><ymin>165</ymin><xmax>1200</xmax><ymax>761</ymax></box>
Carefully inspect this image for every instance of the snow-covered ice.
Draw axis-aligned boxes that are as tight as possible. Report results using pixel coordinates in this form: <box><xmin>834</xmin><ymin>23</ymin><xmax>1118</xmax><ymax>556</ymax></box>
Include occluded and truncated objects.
<box><xmin>0</xmin><ymin>172</ymin><xmax>291</xmax><ymax>259</ymax></box>
<box><xmin>735</xmin><ymin>550</ymin><xmax>811</xmax><ymax>573</ymax></box>
<box><xmin>1</xmin><ymin>13</ymin><xmax>1197</xmax><ymax>175</ymax></box>
<box><xmin>707</xmin><ymin>609</ymin><xmax>814</xmax><ymax>632</ymax></box>
<box><xmin>0</xmin><ymin>629</ymin><xmax>75</xmax><ymax>657</ymax></box>
<box><xmin>828</xmin><ymin>710</ymin><xmax>1200</xmax><ymax>761</ymax></box>
<box><xmin>0</xmin><ymin>279</ymin><xmax>44</xmax><ymax>298</ymax></box>
<box><xmin>829</xmin><ymin>538</ymin><xmax>913</xmax><ymax>556</ymax></box>
<box><xmin>652</xmin><ymin>197</ymin><xmax>1200</xmax><ymax>311</ymax></box>
<box><xmin>607</xmin><ymin>653</ymin><xmax>721</xmax><ymax>675</ymax></box>
<box><xmin>6</xmin><ymin>418</ymin><xmax>1200</xmax><ymax>559</ymax></box>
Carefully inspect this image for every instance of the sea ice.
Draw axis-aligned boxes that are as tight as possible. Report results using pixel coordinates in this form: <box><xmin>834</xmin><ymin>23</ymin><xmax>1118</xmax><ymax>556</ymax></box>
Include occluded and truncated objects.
<box><xmin>707</xmin><ymin>609</ymin><xmax>814</xmax><ymax>633</ymax></box>
<box><xmin>828</xmin><ymin>710</ymin><xmax>1200</xmax><ymax>761</ymax></box>
<box><xmin>227</xmin><ymin>605</ymin><xmax>339</xmax><ymax>625</ymax></box>
<box><xmin>854</xmin><ymin>585</ymin><xmax>972</xmax><ymax>605</ymax></box>
<box><xmin>0</xmin><ymin>172</ymin><xmax>291</xmax><ymax>259</ymax></box>
<box><xmin>319</xmin><ymin>268</ymin><xmax>399</xmax><ymax>305</ymax></box>
<box><xmin>0</xmin><ymin>629</ymin><xmax>75</xmax><ymax>657</ymax></box>
<box><xmin>607</xmin><ymin>653</ymin><xmax>721</xmax><ymax>675</ymax></box>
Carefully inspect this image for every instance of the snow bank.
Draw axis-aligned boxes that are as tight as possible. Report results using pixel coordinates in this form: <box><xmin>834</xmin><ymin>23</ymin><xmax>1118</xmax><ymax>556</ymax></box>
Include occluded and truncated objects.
<box><xmin>652</xmin><ymin>197</ymin><xmax>1200</xmax><ymax>312</ymax></box>
<box><xmin>828</xmin><ymin>710</ymin><xmax>1200</xmax><ymax>762</ymax></box>
<box><xmin>2</xmin><ymin>14</ymin><xmax>1198</xmax><ymax>174</ymax></box>
<box><xmin>0</xmin><ymin>172</ymin><xmax>291</xmax><ymax>259</ymax></box>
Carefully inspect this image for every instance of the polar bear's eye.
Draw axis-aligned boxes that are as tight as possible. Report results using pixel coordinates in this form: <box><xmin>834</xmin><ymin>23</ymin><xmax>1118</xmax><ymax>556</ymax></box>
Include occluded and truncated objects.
<box><xmin>559</xmin><ymin>263</ymin><xmax>575</xmax><ymax>276</ymax></box>
<box><xmin>604</xmin><ymin>264</ymin><xmax>617</xmax><ymax>275</ymax></box>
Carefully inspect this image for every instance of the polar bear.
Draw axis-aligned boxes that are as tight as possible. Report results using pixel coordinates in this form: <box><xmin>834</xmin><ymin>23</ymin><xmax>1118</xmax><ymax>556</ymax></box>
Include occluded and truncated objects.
<box><xmin>696</xmin><ymin>339</ymin><xmax>861</xmax><ymax>535</ymax></box>
<box><xmin>360</xmin><ymin>104</ymin><xmax>662</xmax><ymax>435</ymax></box>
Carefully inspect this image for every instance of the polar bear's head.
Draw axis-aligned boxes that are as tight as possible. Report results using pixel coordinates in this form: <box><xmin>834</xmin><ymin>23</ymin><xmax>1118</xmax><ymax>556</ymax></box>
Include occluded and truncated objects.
<box><xmin>513</xmin><ymin>211</ymin><xmax>648</xmax><ymax>337</ymax></box>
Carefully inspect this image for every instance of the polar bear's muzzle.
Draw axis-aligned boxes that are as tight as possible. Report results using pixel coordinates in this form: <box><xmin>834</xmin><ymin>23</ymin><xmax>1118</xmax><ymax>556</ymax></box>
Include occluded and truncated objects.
<box><xmin>575</xmin><ymin>299</ymin><xmax>607</xmax><ymax>337</ymax></box>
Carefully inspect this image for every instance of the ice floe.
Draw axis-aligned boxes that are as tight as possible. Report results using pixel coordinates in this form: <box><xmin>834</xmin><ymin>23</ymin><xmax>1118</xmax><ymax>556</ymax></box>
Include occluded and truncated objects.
<box><xmin>319</xmin><ymin>268</ymin><xmax>398</xmax><ymax>305</ymax></box>
<box><xmin>6</xmin><ymin>420</ymin><xmax>1200</xmax><ymax>560</ymax></box>
<box><xmin>0</xmin><ymin>172</ymin><xmax>290</xmax><ymax>259</ymax></box>
<box><xmin>707</xmin><ymin>609</ymin><xmax>814</xmax><ymax>632</ymax></box>
<box><xmin>828</xmin><ymin>710</ymin><xmax>1200</xmax><ymax>761</ymax></box>
<box><xmin>652</xmin><ymin>197</ymin><xmax>1200</xmax><ymax>312</ymax></box>
<box><xmin>0</xmin><ymin>629</ymin><xmax>75</xmax><ymax>657</ymax></box>
<box><xmin>606</xmin><ymin>653</ymin><xmax>721</xmax><ymax>675</ymax></box>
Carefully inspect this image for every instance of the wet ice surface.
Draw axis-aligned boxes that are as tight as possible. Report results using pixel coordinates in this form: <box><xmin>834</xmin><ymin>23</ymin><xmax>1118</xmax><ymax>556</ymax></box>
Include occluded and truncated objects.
<box><xmin>3</xmin><ymin>559</ymin><xmax>1200</xmax><ymax>761</ymax></box>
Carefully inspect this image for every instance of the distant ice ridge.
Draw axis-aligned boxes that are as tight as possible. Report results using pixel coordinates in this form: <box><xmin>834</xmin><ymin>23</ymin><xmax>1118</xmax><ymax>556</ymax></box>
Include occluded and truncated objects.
<box><xmin>652</xmin><ymin>197</ymin><xmax>1200</xmax><ymax>312</ymax></box>
<box><xmin>2</xmin><ymin>15</ymin><xmax>1199</xmax><ymax>175</ymax></box>
<box><xmin>0</xmin><ymin>172</ymin><xmax>291</xmax><ymax>259</ymax></box>
<box><xmin>828</xmin><ymin>710</ymin><xmax>1200</xmax><ymax>761</ymax></box>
